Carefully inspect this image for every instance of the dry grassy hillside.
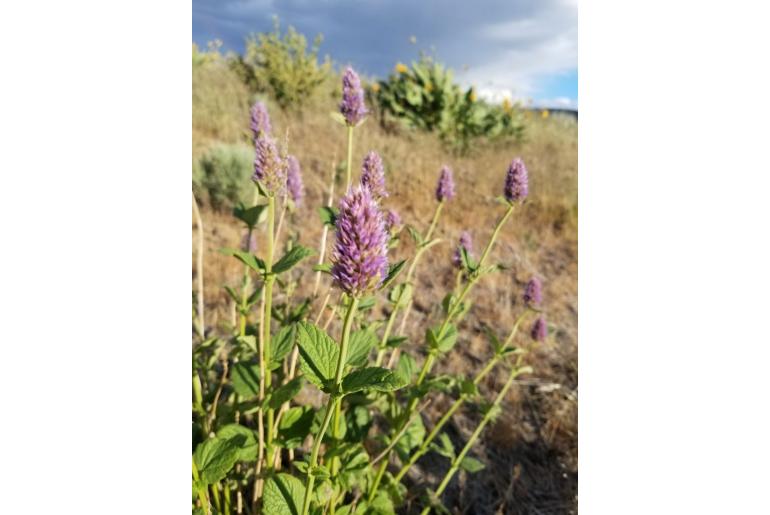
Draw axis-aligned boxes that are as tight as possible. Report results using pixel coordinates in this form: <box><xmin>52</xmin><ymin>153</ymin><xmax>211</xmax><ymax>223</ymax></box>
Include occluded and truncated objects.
<box><xmin>193</xmin><ymin>57</ymin><xmax>577</xmax><ymax>514</ymax></box>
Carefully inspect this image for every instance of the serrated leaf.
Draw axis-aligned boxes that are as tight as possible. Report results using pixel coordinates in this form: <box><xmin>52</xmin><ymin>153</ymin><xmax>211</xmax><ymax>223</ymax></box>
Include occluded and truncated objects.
<box><xmin>394</xmin><ymin>352</ymin><xmax>416</xmax><ymax>383</ymax></box>
<box><xmin>395</xmin><ymin>416</ymin><xmax>425</xmax><ymax>459</ymax></box>
<box><xmin>273</xmin><ymin>245</ymin><xmax>316</xmax><ymax>274</ymax></box>
<box><xmin>266</xmin><ymin>377</ymin><xmax>303</xmax><ymax>410</ymax></box>
<box><xmin>232</xmin><ymin>204</ymin><xmax>267</xmax><ymax>229</ymax></box>
<box><xmin>346</xmin><ymin>329</ymin><xmax>377</xmax><ymax>367</ymax></box>
<box><xmin>193</xmin><ymin>435</ymin><xmax>245</xmax><ymax>484</ymax></box>
<box><xmin>263</xmin><ymin>473</ymin><xmax>306</xmax><ymax>515</ymax></box>
<box><xmin>342</xmin><ymin>367</ymin><xmax>406</xmax><ymax>394</ymax></box>
<box><xmin>428</xmin><ymin>325</ymin><xmax>458</xmax><ymax>353</ymax></box>
<box><xmin>236</xmin><ymin>335</ymin><xmax>257</xmax><ymax>353</ymax></box>
<box><xmin>230</xmin><ymin>362</ymin><xmax>260</xmax><ymax>399</ymax></box>
<box><xmin>296</xmin><ymin>322</ymin><xmax>339</xmax><ymax>392</ymax></box>
<box><xmin>460</xmin><ymin>456</ymin><xmax>486</xmax><ymax>473</ymax></box>
<box><xmin>381</xmin><ymin>260</ymin><xmax>406</xmax><ymax>290</ymax></box>
<box><xmin>272</xmin><ymin>324</ymin><xmax>297</xmax><ymax>364</ymax></box>
<box><xmin>216</xmin><ymin>424</ymin><xmax>258</xmax><ymax>462</ymax></box>
<box><xmin>318</xmin><ymin>206</ymin><xmax>339</xmax><ymax>227</ymax></box>
<box><xmin>220</xmin><ymin>248</ymin><xmax>266</xmax><ymax>275</ymax></box>
<box><xmin>278</xmin><ymin>406</ymin><xmax>314</xmax><ymax>449</ymax></box>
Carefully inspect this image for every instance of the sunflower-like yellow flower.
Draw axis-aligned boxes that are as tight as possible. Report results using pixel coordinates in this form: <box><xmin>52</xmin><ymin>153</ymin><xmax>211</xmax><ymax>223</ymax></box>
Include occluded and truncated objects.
<box><xmin>395</xmin><ymin>62</ymin><xmax>408</xmax><ymax>74</ymax></box>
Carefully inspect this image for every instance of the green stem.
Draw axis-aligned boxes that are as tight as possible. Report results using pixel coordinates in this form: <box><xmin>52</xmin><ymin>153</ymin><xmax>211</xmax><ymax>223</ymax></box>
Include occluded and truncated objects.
<box><xmin>264</xmin><ymin>195</ymin><xmax>276</xmax><ymax>468</ymax></box>
<box><xmin>300</xmin><ymin>297</ymin><xmax>359</xmax><ymax>515</ymax></box>
<box><xmin>224</xmin><ymin>484</ymin><xmax>232</xmax><ymax>515</ymax></box>
<box><xmin>421</xmin><ymin>365</ymin><xmax>524</xmax><ymax>515</ymax></box>
<box><xmin>424</xmin><ymin>201</ymin><xmax>444</xmax><ymax>242</ymax></box>
<box><xmin>211</xmin><ymin>482</ymin><xmax>222</xmax><ymax>513</ymax></box>
<box><xmin>192</xmin><ymin>459</ymin><xmax>211</xmax><ymax>515</ymax></box>
<box><xmin>193</xmin><ymin>372</ymin><xmax>209</xmax><ymax>434</ymax></box>
<box><xmin>239</xmin><ymin>227</ymin><xmax>254</xmax><ymax>337</ymax></box>
<box><xmin>345</xmin><ymin>125</ymin><xmax>354</xmax><ymax>190</ymax></box>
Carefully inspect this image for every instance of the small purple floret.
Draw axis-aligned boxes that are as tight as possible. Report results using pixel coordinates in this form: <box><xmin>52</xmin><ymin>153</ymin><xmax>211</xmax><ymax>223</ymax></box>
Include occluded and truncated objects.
<box><xmin>286</xmin><ymin>155</ymin><xmax>304</xmax><ymax>206</ymax></box>
<box><xmin>452</xmin><ymin>231</ymin><xmax>473</xmax><ymax>268</ymax></box>
<box><xmin>331</xmin><ymin>186</ymin><xmax>389</xmax><ymax>297</ymax></box>
<box><xmin>504</xmin><ymin>158</ymin><xmax>528</xmax><ymax>202</ymax></box>
<box><xmin>340</xmin><ymin>67</ymin><xmax>368</xmax><ymax>126</ymax></box>
<box><xmin>385</xmin><ymin>209</ymin><xmax>402</xmax><ymax>233</ymax></box>
<box><xmin>360</xmin><ymin>151</ymin><xmax>388</xmax><ymax>200</ymax></box>
<box><xmin>531</xmin><ymin>316</ymin><xmax>548</xmax><ymax>342</ymax></box>
<box><xmin>250</xmin><ymin>101</ymin><xmax>272</xmax><ymax>139</ymax></box>
<box><xmin>523</xmin><ymin>277</ymin><xmax>542</xmax><ymax>306</ymax></box>
<box><xmin>436</xmin><ymin>165</ymin><xmax>455</xmax><ymax>202</ymax></box>
<box><xmin>252</xmin><ymin>134</ymin><xmax>286</xmax><ymax>195</ymax></box>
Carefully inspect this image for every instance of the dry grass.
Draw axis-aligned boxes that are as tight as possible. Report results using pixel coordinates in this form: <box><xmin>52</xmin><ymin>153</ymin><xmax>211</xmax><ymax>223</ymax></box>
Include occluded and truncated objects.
<box><xmin>192</xmin><ymin>84</ymin><xmax>577</xmax><ymax>514</ymax></box>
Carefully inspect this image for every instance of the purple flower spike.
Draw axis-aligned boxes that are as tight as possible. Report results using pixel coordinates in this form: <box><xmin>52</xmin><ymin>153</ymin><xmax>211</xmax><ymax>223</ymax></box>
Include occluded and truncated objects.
<box><xmin>452</xmin><ymin>231</ymin><xmax>473</xmax><ymax>268</ymax></box>
<box><xmin>340</xmin><ymin>67</ymin><xmax>368</xmax><ymax>126</ymax></box>
<box><xmin>504</xmin><ymin>158</ymin><xmax>529</xmax><ymax>203</ymax></box>
<box><xmin>241</xmin><ymin>231</ymin><xmax>257</xmax><ymax>253</ymax></box>
<box><xmin>252</xmin><ymin>134</ymin><xmax>286</xmax><ymax>195</ymax></box>
<box><xmin>436</xmin><ymin>165</ymin><xmax>455</xmax><ymax>202</ymax></box>
<box><xmin>360</xmin><ymin>151</ymin><xmax>388</xmax><ymax>200</ymax></box>
<box><xmin>331</xmin><ymin>186</ymin><xmax>390</xmax><ymax>297</ymax></box>
<box><xmin>523</xmin><ymin>277</ymin><xmax>542</xmax><ymax>306</ymax></box>
<box><xmin>286</xmin><ymin>155</ymin><xmax>304</xmax><ymax>206</ymax></box>
<box><xmin>531</xmin><ymin>316</ymin><xmax>548</xmax><ymax>342</ymax></box>
<box><xmin>250</xmin><ymin>101</ymin><xmax>272</xmax><ymax>139</ymax></box>
<box><xmin>385</xmin><ymin>209</ymin><xmax>402</xmax><ymax>233</ymax></box>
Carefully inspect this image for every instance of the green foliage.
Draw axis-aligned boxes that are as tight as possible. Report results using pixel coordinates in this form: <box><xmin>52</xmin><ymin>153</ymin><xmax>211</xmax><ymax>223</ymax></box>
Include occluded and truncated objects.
<box><xmin>296</xmin><ymin>322</ymin><xmax>340</xmax><ymax>392</ymax></box>
<box><xmin>193</xmin><ymin>435</ymin><xmax>245</xmax><ymax>484</ymax></box>
<box><xmin>263</xmin><ymin>473</ymin><xmax>306</xmax><ymax>515</ymax></box>
<box><xmin>341</xmin><ymin>367</ymin><xmax>406</xmax><ymax>394</ymax></box>
<box><xmin>238</xmin><ymin>17</ymin><xmax>332</xmax><ymax>110</ymax></box>
<box><xmin>230</xmin><ymin>361</ymin><xmax>261</xmax><ymax>399</ymax></box>
<box><xmin>193</xmin><ymin>143</ymin><xmax>255</xmax><ymax>209</ymax></box>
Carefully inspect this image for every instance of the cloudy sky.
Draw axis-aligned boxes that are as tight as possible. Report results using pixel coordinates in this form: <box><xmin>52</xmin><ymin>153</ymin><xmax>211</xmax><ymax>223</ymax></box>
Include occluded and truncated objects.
<box><xmin>193</xmin><ymin>0</ymin><xmax>577</xmax><ymax>109</ymax></box>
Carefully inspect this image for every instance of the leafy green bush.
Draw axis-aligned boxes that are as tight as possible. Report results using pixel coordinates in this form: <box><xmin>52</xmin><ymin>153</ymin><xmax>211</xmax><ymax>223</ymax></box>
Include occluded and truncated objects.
<box><xmin>233</xmin><ymin>17</ymin><xmax>332</xmax><ymax>110</ymax></box>
<box><xmin>193</xmin><ymin>143</ymin><xmax>254</xmax><ymax>209</ymax></box>
<box><xmin>374</xmin><ymin>56</ymin><xmax>525</xmax><ymax>154</ymax></box>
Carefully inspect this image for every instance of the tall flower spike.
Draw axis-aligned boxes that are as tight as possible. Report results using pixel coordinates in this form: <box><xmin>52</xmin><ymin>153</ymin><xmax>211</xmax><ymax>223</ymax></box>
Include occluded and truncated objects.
<box><xmin>241</xmin><ymin>231</ymin><xmax>257</xmax><ymax>253</ymax></box>
<box><xmin>252</xmin><ymin>134</ymin><xmax>286</xmax><ymax>195</ymax></box>
<box><xmin>523</xmin><ymin>277</ymin><xmax>542</xmax><ymax>306</ymax></box>
<box><xmin>360</xmin><ymin>151</ymin><xmax>388</xmax><ymax>200</ymax></box>
<box><xmin>331</xmin><ymin>186</ymin><xmax>389</xmax><ymax>297</ymax></box>
<box><xmin>452</xmin><ymin>231</ymin><xmax>473</xmax><ymax>268</ymax></box>
<box><xmin>250</xmin><ymin>101</ymin><xmax>272</xmax><ymax>139</ymax></box>
<box><xmin>286</xmin><ymin>155</ymin><xmax>304</xmax><ymax>206</ymax></box>
<box><xmin>531</xmin><ymin>316</ymin><xmax>548</xmax><ymax>342</ymax></box>
<box><xmin>385</xmin><ymin>209</ymin><xmax>402</xmax><ymax>234</ymax></box>
<box><xmin>504</xmin><ymin>157</ymin><xmax>529</xmax><ymax>203</ymax></box>
<box><xmin>340</xmin><ymin>67</ymin><xmax>368</xmax><ymax>126</ymax></box>
<box><xmin>436</xmin><ymin>165</ymin><xmax>455</xmax><ymax>202</ymax></box>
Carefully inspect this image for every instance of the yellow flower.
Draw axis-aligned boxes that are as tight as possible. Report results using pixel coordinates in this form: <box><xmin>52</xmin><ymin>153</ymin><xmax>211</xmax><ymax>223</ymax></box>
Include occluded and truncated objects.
<box><xmin>371</xmin><ymin>83</ymin><xmax>380</xmax><ymax>92</ymax></box>
<box><xmin>395</xmin><ymin>62</ymin><xmax>408</xmax><ymax>74</ymax></box>
<box><xmin>469</xmin><ymin>89</ymin><xmax>477</xmax><ymax>103</ymax></box>
<box><xmin>502</xmin><ymin>98</ymin><xmax>512</xmax><ymax>113</ymax></box>
<box><xmin>541</xmin><ymin>109</ymin><xmax>550</xmax><ymax>119</ymax></box>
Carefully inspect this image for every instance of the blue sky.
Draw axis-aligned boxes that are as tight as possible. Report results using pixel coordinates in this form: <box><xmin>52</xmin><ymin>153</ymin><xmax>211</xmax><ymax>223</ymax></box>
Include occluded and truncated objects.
<box><xmin>193</xmin><ymin>0</ymin><xmax>577</xmax><ymax>109</ymax></box>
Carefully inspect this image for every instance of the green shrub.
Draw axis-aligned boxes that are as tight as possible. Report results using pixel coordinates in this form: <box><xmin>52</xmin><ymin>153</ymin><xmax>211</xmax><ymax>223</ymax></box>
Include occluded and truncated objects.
<box><xmin>235</xmin><ymin>17</ymin><xmax>331</xmax><ymax>110</ymax></box>
<box><xmin>193</xmin><ymin>143</ymin><xmax>254</xmax><ymax>209</ymax></box>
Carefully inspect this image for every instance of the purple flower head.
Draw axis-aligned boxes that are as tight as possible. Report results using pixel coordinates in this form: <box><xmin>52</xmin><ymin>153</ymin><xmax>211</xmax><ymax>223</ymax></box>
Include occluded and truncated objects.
<box><xmin>250</xmin><ymin>101</ymin><xmax>272</xmax><ymax>139</ymax></box>
<box><xmin>523</xmin><ymin>277</ymin><xmax>543</xmax><ymax>306</ymax></box>
<box><xmin>252</xmin><ymin>134</ymin><xmax>286</xmax><ymax>195</ymax></box>
<box><xmin>531</xmin><ymin>316</ymin><xmax>548</xmax><ymax>342</ymax></box>
<box><xmin>436</xmin><ymin>165</ymin><xmax>456</xmax><ymax>202</ymax></box>
<box><xmin>286</xmin><ymin>155</ymin><xmax>304</xmax><ymax>206</ymax></box>
<box><xmin>340</xmin><ymin>67</ymin><xmax>368</xmax><ymax>126</ymax></box>
<box><xmin>241</xmin><ymin>231</ymin><xmax>257</xmax><ymax>253</ymax></box>
<box><xmin>504</xmin><ymin>157</ymin><xmax>529</xmax><ymax>203</ymax></box>
<box><xmin>331</xmin><ymin>186</ymin><xmax>390</xmax><ymax>297</ymax></box>
<box><xmin>385</xmin><ymin>209</ymin><xmax>402</xmax><ymax>233</ymax></box>
<box><xmin>452</xmin><ymin>231</ymin><xmax>473</xmax><ymax>269</ymax></box>
<box><xmin>360</xmin><ymin>151</ymin><xmax>388</xmax><ymax>200</ymax></box>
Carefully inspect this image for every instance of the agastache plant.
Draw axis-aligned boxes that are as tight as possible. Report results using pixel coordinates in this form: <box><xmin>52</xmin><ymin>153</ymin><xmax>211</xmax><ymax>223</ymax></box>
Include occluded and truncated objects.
<box><xmin>193</xmin><ymin>75</ymin><xmax>552</xmax><ymax>515</ymax></box>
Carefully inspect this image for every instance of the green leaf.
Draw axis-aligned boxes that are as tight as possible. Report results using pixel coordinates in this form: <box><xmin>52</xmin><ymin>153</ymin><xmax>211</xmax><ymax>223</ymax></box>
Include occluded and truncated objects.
<box><xmin>272</xmin><ymin>324</ymin><xmax>297</xmax><ymax>364</ymax></box>
<box><xmin>346</xmin><ymin>329</ymin><xmax>377</xmax><ymax>367</ymax></box>
<box><xmin>266</xmin><ymin>377</ymin><xmax>303</xmax><ymax>410</ymax></box>
<box><xmin>312</xmin><ymin>263</ymin><xmax>332</xmax><ymax>274</ymax></box>
<box><xmin>459</xmin><ymin>377</ymin><xmax>479</xmax><ymax>397</ymax></box>
<box><xmin>406</xmin><ymin>225</ymin><xmax>424</xmax><ymax>245</ymax></box>
<box><xmin>220</xmin><ymin>248</ymin><xmax>266</xmax><ymax>275</ymax></box>
<box><xmin>386</xmin><ymin>335</ymin><xmax>407</xmax><ymax>349</ymax></box>
<box><xmin>277</xmin><ymin>406</ymin><xmax>315</xmax><ymax>449</ymax></box>
<box><xmin>215</xmin><ymin>424</ymin><xmax>258</xmax><ymax>462</ymax></box>
<box><xmin>232</xmin><ymin>204</ymin><xmax>267</xmax><ymax>229</ymax></box>
<box><xmin>341</xmin><ymin>367</ymin><xmax>406</xmax><ymax>394</ymax></box>
<box><xmin>381</xmin><ymin>260</ymin><xmax>407</xmax><ymax>290</ymax></box>
<box><xmin>428</xmin><ymin>325</ymin><xmax>458</xmax><ymax>353</ymax></box>
<box><xmin>296</xmin><ymin>322</ymin><xmax>339</xmax><ymax>392</ymax></box>
<box><xmin>394</xmin><ymin>353</ymin><xmax>416</xmax><ymax>384</ymax></box>
<box><xmin>395</xmin><ymin>416</ymin><xmax>425</xmax><ymax>459</ymax></box>
<box><xmin>459</xmin><ymin>456</ymin><xmax>486</xmax><ymax>473</ymax></box>
<box><xmin>368</xmin><ymin>490</ymin><xmax>395</xmax><ymax>514</ymax></box>
<box><xmin>388</xmin><ymin>283</ymin><xmax>412</xmax><ymax>308</ymax></box>
<box><xmin>236</xmin><ymin>335</ymin><xmax>257</xmax><ymax>353</ymax></box>
<box><xmin>273</xmin><ymin>245</ymin><xmax>316</xmax><ymax>274</ymax></box>
<box><xmin>330</xmin><ymin>111</ymin><xmax>347</xmax><ymax>126</ymax></box>
<box><xmin>263</xmin><ymin>473</ymin><xmax>306</xmax><ymax>515</ymax></box>
<box><xmin>430</xmin><ymin>433</ymin><xmax>455</xmax><ymax>459</ymax></box>
<box><xmin>223</xmin><ymin>285</ymin><xmax>240</xmax><ymax>303</ymax></box>
<box><xmin>318</xmin><ymin>206</ymin><xmax>339</xmax><ymax>227</ymax></box>
<box><xmin>193</xmin><ymin>435</ymin><xmax>245</xmax><ymax>484</ymax></box>
<box><xmin>460</xmin><ymin>246</ymin><xmax>477</xmax><ymax>272</ymax></box>
<box><xmin>230</xmin><ymin>362</ymin><xmax>261</xmax><ymax>399</ymax></box>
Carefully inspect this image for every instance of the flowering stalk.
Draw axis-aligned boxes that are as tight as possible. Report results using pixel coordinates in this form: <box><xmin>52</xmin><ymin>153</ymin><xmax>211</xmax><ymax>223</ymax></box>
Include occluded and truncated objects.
<box><xmin>300</xmin><ymin>297</ymin><xmax>360</xmax><ymax>515</ymax></box>
<box><xmin>340</xmin><ymin>67</ymin><xmax>367</xmax><ymax>189</ymax></box>
<box><xmin>419</xmin><ymin>363</ymin><xmax>529</xmax><ymax>515</ymax></box>
<box><xmin>263</xmin><ymin>195</ymin><xmax>277</xmax><ymax>467</ymax></box>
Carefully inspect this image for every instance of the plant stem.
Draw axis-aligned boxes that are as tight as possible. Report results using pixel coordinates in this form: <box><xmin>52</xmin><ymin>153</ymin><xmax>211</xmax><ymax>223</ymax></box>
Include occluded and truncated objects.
<box><xmin>420</xmin><ymin>365</ymin><xmax>525</xmax><ymax>515</ymax></box>
<box><xmin>345</xmin><ymin>125</ymin><xmax>354</xmax><ymax>190</ymax></box>
<box><xmin>192</xmin><ymin>191</ymin><xmax>205</xmax><ymax>338</ymax></box>
<box><xmin>313</xmin><ymin>160</ymin><xmax>337</xmax><ymax>297</ymax></box>
<box><xmin>193</xmin><ymin>372</ymin><xmax>209</xmax><ymax>435</ymax></box>
<box><xmin>192</xmin><ymin>459</ymin><xmax>211</xmax><ymax>515</ymax></box>
<box><xmin>300</xmin><ymin>297</ymin><xmax>359</xmax><ymax>515</ymax></box>
<box><xmin>264</xmin><ymin>195</ymin><xmax>276</xmax><ymax>468</ymax></box>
